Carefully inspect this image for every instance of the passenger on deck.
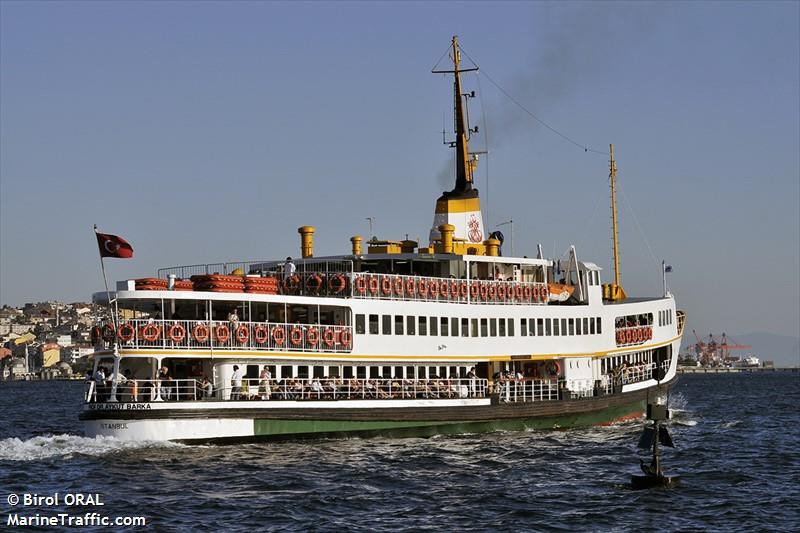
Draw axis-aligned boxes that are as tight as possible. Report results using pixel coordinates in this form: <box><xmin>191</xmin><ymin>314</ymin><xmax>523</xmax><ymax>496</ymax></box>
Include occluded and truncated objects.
<box><xmin>158</xmin><ymin>366</ymin><xmax>173</xmax><ymax>400</ymax></box>
<box><xmin>310</xmin><ymin>378</ymin><xmax>324</xmax><ymax>399</ymax></box>
<box><xmin>283</xmin><ymin>257</ymin><xmax>296</xmax><ymax>280</ymax></box>
<box><xmin>259</xmin><ymin>366</ymin><xmax>272</xmax><ymax>400</ymax></box>
<box><xmin>201</xmin><ymin>376</ymin><xmax>214</xmax><ymax>399</ymax></box>
<box><xmin>230</xmin><ymin>365</ymin><xmax>243</xmax><ymax>400</ymax></box>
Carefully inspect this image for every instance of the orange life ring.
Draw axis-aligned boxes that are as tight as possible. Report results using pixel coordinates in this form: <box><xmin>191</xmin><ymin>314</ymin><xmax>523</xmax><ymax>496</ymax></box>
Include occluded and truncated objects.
<box><xmin>479</xmin><ymin>282</ymin><xmax>488</xmax><ymax>300</ymax></box>
<box><xmin>523</xmin><ymin>285</ymin><xmax>533</xmax><ymax>301</ymax></box>
<box><xmin>272</xmin><ymin>326</ymin><xmax>286</xmax><ymax>346</ymax></box>
<box><xmin>381</xmin><ymin>277</ymin><xmax>392</xmax><ymax>296</ymax></box>
<box><xmin>214</xmin><ymin>324</ymin><xmax>230</xmax><ymax>344</ymax></box>
<box><xmin>616</xmin><ymin>331</ymin><xmax>624</xmax><ymax>344</ymax></box>
<box><xmin>440</xmin><ymin>280</ymin><xmax>450</xmax><ymax>298</ymax></box>
<box><xmin>487</xmin><ymin>284</ymin><xmax>496</xmax><ymax>300</ymax></box>
<box><xmin>91</xmin><ymin>326</ymin><xmax>103</xmax><ymax>343</ymax></box>
<box><xmin>515</xmin><ymin>284</ymin><xmax>523</xmax><ymax>301</ymax></box>
<box><xmin>118</xmin><ymin>323</ymin><xmax>135</xmax><ymax>342</ymax></box>
<box><xmin>541</xmin><ymin>286</ymin><xmax>550</xmax><ymax>302</ymax></box>
<box><xmin>322</xmin><ymin>327</ymin><xmax>336</xmax><ymax>347</ymax></box>
<box><xmin>429</xmin><ymin>280</ymin><xmax>439</xmax><ymax>298</ymax></box>
<box><xmin>497</xmin><ymin>284</ymin><xmax>507</xmax><ymax>301</ymax></box>
<box><xmin>459</xmin><ymin>282</ymin><xmax>468</xmax><ymax>299</ymax></box>
<box><xmin>168</xmin><ymin>323</ymin><xmax>186</xmax><ymax>343</ymax></box>
<box><xmin>283</xmin><ymin>275</ymin><xmax>300</xmax><ymax>294</ymax></box>
<box><xmin>625</xmin><ymin>329</ymin><xmax>633</xmax><ymax>344</ymax></box>
<box><xmin>328</xmin><ymin>274</ymin><xmax>347</xmax><ymax>294</ymax></box>
<box><xmin>289</xmin><ymin>326</ymin><xmax>303</xmax><ymax>346</ymax></box>
<box><xmin>102</xmin><ymin>323</ymin><xmax>116</xmax><ymax>342</ymax></box>
<box><xmin>254</xmin><ymin>325</ymin><xmax>269</xmax><ymax>344</ymax></box>
<box><xmin>406</xmin><ymin>278</ymin><xmax>416</xmax><ymax>296</ymax></box>
<box><xmin>339</xmin><ymin>329</ymin><xmax>352</xmax><ymax>347</ymax></box>
<box><xmin>235</xmin><ymin>324</ymin><xmax>249</xmax><ymax>344</ymax></box>
<box><xmin>366</xmin><ymin>276</ymin><xmax>378</xmax><ymax>295</ymax></box>
<box><xmin>451</xmin><ymin>280</ymin><xmax>460</xmax><ymax>299</ymax></box>
<box><xmin>470</xmin><ymin>282</ymin><xmax>479</xmax><ymax>299</ymax></box>
<box><xmin>394</xmin><ymin>277</ymin><xmax>405</xmax><ymax>297</ymax></box>
<box><xmin>192</xmin><ymin>324</ymin><xmax>210</xmax><ymax>343</ymax></box>
<box><xmin>307</xmin><ymin>327</ymin><xmax>319</xmax><ymax>346</ymax></box>
<box><xmin>646</xmin><ymin>327</ymin><xmax>653</xmax><ymax>340</ymax></box>
<box><xmin>355</xmin><ymin>276</ymin><xmax>368</xmax><ymax>295</ymax></box>
<box><xmin>306</xmin><ymin>274</ymin><xmax>324</xmax><ymax>294</ymax></box>
<box><xmin>141</xmin><ymin>323</ymin><xmax>161</xmax><ymax>342</ymax></box>
<box><xmin>418</xmin><ymin>278</ymin><xmax>428</xmax><ymax>297</ymax></box>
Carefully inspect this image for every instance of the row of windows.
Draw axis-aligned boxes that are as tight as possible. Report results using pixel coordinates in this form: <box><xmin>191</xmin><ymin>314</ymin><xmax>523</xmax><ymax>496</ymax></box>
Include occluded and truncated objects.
<box><xmin>355</xmin><ymin>314</ymin><xmax>602</xmax><ymax>338</ymax></box>
<box><xmin>245</xmin><ymin>363</ymin><xmax>471</xmax><ymax>380</ymax></box>
<box><xmin>520</xmin><ymin>316</ymin><xmax>602</xmax><ymax>337</ymax></box>
<box><xmin>658</xmin><ymin>309</ymin><xmax>673</xmax><ymax>326</ymax></box>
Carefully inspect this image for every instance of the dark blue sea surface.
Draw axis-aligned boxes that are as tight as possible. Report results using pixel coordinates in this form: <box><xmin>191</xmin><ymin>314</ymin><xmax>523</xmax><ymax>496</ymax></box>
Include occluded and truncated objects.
<box><xmin>1</xmin><ymin>374</ymin><xmax>798</xmax><ymax>532</ymax></box>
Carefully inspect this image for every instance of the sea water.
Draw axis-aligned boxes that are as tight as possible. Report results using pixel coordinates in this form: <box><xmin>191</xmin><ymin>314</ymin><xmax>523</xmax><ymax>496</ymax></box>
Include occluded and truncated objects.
<box><xmin>1</xmin><ymin>374</ymin><xmax>798</xmax><ymax>531</ymax></box>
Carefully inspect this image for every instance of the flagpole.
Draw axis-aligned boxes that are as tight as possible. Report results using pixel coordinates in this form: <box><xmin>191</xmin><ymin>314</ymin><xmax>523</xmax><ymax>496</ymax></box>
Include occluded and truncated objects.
<box><xmin>95</xmin><ymin>224</ymin><xmax>121</xmax><ymax>402</ymax></box>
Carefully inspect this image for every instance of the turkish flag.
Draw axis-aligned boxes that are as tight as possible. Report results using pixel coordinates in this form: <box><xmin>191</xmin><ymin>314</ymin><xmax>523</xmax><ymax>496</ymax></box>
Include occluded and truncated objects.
<box><xmin>96</xmin><ymin>232</ymin><xmax>134</xmax><ymax>258</ymax></box>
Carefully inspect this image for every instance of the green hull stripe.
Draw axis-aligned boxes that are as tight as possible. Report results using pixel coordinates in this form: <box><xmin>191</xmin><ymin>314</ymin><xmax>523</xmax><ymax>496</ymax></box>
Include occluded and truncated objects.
<box><xmin>253</xmin><ymin>400</ymin><xmax>644</xmax><ymax>437</ymax></box>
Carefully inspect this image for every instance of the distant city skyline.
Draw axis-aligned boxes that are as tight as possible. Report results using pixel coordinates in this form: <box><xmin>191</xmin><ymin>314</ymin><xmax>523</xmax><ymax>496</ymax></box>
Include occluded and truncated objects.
<box><xmin>1</xmin><ymin>1</ymin><xmax>798</xmax><ymax>339</ymax></box>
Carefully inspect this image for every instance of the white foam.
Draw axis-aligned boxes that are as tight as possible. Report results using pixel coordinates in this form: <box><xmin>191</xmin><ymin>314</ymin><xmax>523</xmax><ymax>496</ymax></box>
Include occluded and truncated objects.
<box><xmin>0</xmin><ymin>434</ymin><xmax>183</xmax><ymax>462</ymax></box>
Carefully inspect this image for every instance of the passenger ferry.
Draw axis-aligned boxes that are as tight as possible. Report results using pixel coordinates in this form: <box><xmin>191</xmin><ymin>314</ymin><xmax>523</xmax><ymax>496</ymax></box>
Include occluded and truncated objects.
<box><xmin>82</xmin><ymin>37</ymin><xmax>685</xmax><ymax>443</ymax></box>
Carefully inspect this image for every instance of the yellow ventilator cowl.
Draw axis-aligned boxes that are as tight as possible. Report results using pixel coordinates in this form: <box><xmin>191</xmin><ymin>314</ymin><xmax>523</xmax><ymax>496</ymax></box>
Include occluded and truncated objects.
<box><xmin>350</xmin><ymin>235</ymin><xmax>363</xmax><ymax>256</ymax></box>
<box><xmin>298</xmin><ymin>226</ymin><xmax>315</xmax><ymax>258</ymax></box>
<box><xmin>439</xmin><ymin>224</ymin><xmax>456</xmax><ymax>254</ymax></box>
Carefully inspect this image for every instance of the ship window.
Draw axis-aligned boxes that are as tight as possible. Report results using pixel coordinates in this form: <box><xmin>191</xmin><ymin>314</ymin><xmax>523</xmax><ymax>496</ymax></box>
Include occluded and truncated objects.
<box><xmin>395</xmin><ymin>366</ymin><xmax>404</xmax><ymax>378</ymax></box>
<box><xmin>553</xmin><ymin>319</ymin><xmax>560</xmax><ymax>336</ymax></box>
<box><xmin>407</xmin><ymin>316</ymin><xmax>415</xmax><ymax>335</ymax></box>
<box><xmin>246</xmin><ymin>365</ymin><xmax>260</xmax><ymax>380</ymax></box>
<box><xmin>576</xmin><ymin>318</ymin><xmax>582</xmax><ymax>335</ymax></box>
<box><xmin>406</xmin><ymin>366</ymin><xmax>414</xmax><ymax>378</ymax></box>
<box><xmin>508</xmin><ymin>318</ymin><xmax>515</xmax><ymax>336</ymax></box>
<box><xmin>281</xmin><ymin>365</ymin><xmax>293</xmax><ymax>379</ymax></box>
<box><xmin>297</xmin><ymin>366</ymin><xmax>309</xmax><ymax>379</ymax></box>
<box><xmin>417</xmin><ymin>367</ymin><xmax>427</xmax><ymax>379</ymax></box>
<box><xmin>450</xmin><ymin>366</ymin><xmax>458</xmax><ymax>377</ymax></box>
<box><xmin>451</xmin><ymin>317</ymin><xmax>459</xmax><ymax>336</ymax></box>
<box><xmin>439</xmin><ymin>366</ymin><xmax>447</xmax><ymax>377</ymax></box>
<box><xmin>480</xmin><ymin>318</ymin><xmax>488</xmax><ymax>337</ymax></box>
<box><xmin>430</xmin><ymin>317</ymin><xmax>438</xmax><ymax>336</ymax></box>
<box><xmin>356</xmin><ymin>366</ymin><xmax>367</xmax><ymax>379</ymax></box>
<box><xmin>499</xmin><ymin>319</ymin><xmax>506</xmax><ymax>337</ymax></box>
<box><xmin>490</xmin><ymin>318</ymin><xmax>497</xmax><ymax>336</ymax></box>
<box><xmin>461</xmin><ymin>318</ymin><xmax>469</xmax><ymax>337</ymax></box>
<box><xmin>545</xmin><ymin>319</ymin><xmax>551</xmax><ymax>336</ymax></box>
<box><xmin>529</xmin><ymin>319</ymin><xmax>536</xmax><ymax>336</ymax></box>
<box><xmin>382</xmin><ymin>366</ymin><xmax>392</xmax><ymax>378</ymax></box>
<box><xmin>597</xmin><ymin>318</ymin><xmax>602</xmax><ymax>334</ymax></box>
<box><xmin>569</xmin><ymin>319</ymin><xmax>575</xmax><ymax>336</ymax></box>
<box><xmin>370</xmin><ymin>367</ymin><xmax>380</xmax><ymax>378</ymax></box>
<box><xmin>382</xmin><ymin>315</ymin><xmax>392</xmax><ymax>335</ymax></box>
<box><xmin>368</xmin><ymin>314</ymin><xmax>379</xmax><ymax>335</ymax></box>
<box><xmin>561</xmin><ymin>319</ymin><xmax>568</xmax><ymax>336</ymax></box>
<box><xmin>471</xmin><ymin>318</ymin><xmax>478</xmax><ymax>337</ymax></box>
<box><xmin>394</xmin><ymin>315</ymin><xmax>404</xmax><ymax>335</ymax></box>
<box><xmin>521</xmin><ymin>318</ymin><xmax>527</xmax><ymax>336</ymax></box>
<box><xmin>590</xmin><ymin>318</ymin><xmax>596</xmax><ymax>335</ymax></box>
<box><xmin>419</xmin><ymin>316</ymin><xmax>427</xmax><ymax>336</ymax></box>
<box><xmin>440</xmin><ymin>317</ymin><xmax>449</xmax><ymax>336</ymax></box>
<box><xmin>537</xmin><ymin>318</ymin><xmax>544</xmax><ymax>336</ymax></box>
<box><xmin>313</xmin><ymin>366</ymin><xmax>324</xmax><ymax>378</ymax></box>
<box><xmin>328</xmin><ymin>366</ymin><xmax>340</xmax><ymax>378</ymax></box>
<box><xmin>356</xmin><ymin>314</ymin><xmax>365</xmax><ymax>335</ymax></box>
<box><xmin>583</xmin><ymin>317</ymin><xmax>589</xmax><ymax>334</ymax></box>
<box><xmin>343</xmin><ymin>366</ymin><xmax>353</xmax><ymax>379</ymax></box>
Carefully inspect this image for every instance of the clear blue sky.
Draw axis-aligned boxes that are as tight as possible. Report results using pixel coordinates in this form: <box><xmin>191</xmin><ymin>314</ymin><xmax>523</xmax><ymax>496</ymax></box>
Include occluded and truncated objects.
<box><xmin>2</xmin><ymin>1</ymin><xmax>798</xmax><ymax>338</ymax></box>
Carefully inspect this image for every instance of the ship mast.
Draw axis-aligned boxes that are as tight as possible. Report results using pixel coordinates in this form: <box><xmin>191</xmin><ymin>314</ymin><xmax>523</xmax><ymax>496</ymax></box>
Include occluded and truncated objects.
<box><xmin>433</xmin><ymin>35</ymin><xmax>479</xmax><ymax>196</ymax></box>
<box><xmin>607</xmin><ymin>143</ymin><xmax>627</xmax><ymax>300</ymax></box>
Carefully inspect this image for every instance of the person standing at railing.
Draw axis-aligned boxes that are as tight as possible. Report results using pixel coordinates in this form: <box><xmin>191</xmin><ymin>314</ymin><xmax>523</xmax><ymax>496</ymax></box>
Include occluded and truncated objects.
<box><xmin>158</xmin><ymin>366</ymin><xmax>173</xmax><ymax>401</ymax></box>
<box><xmin>259</xmin><ymin>365</ymin><xmax>272</xmax><ymax>400</ymax></box>
<box><xmin>200</xmin><ymin>376</ymin><xmax>213</xmax><ymax>399</ymax></box>
<box><xmin>230</xmin><ymin>365</ymin><xmax>243</xmax><ymax>400</ymax></box>
<box><xmin>283</xmin><ymin>257</ymin><xmax>296</xmax><ymax>279</ymax></box>
<box><xmin>227</xmin><ymin>309</ymin><xmax>240</xmax><ymax>345</ymax></box>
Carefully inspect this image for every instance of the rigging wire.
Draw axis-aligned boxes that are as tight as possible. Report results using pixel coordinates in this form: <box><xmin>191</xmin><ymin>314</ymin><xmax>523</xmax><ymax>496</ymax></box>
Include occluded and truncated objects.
<box><xmin>476</xmin><ymin>72</ymin><xmax>490</xmax><ymax>228</ymax></box>
<box><xmin>617</xmin><ymin>181</ymin><xmax>661</xmax><ymax>271</ymax></box>
<box><xmin>458</xmin><ymin>47</ymin><xmax>607</xmax><ymax>157</ymax></box>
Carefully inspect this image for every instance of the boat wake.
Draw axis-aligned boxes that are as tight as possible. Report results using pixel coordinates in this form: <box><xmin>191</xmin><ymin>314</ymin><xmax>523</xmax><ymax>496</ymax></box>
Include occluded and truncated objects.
<box><xmin>0</xmin><ymin>434</ymin><xmax>183</xmax><ymax>462</ymax></box>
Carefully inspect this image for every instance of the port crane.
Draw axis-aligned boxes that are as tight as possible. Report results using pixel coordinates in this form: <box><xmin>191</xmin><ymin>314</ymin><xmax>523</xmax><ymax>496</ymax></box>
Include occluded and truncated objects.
<box><xmin>690</xmin><ymin>331</ymin><xmax>752</xmax><ymax>366</ymax></box>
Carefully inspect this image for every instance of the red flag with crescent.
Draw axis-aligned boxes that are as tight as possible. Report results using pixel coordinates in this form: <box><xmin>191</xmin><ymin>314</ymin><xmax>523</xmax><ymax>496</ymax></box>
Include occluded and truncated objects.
<box><xmin>96</xmin><ymin>232</ymin><xmax>134</xmax><ymax>258</ymax></box>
